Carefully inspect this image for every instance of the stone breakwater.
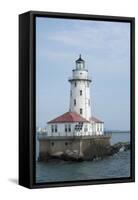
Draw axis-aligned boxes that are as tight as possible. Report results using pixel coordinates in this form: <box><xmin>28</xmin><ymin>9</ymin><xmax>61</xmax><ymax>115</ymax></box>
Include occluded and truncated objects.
<box><xmin>38</xmin><ymin>141</ymin><xmax>130</xmax><ymax>162</ymax></box>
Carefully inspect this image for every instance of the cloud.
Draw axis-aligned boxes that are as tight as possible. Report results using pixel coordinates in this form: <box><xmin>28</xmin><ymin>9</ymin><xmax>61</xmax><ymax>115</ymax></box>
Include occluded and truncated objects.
<box><xmin>48</xmin><ymin>21</ymin><xmax>130</xmax><ymax>56</ymax></box>
<box><xmin>36</xmin><ymin>19</ymin><xmax>130</xmax><ymax>70</ymax></box>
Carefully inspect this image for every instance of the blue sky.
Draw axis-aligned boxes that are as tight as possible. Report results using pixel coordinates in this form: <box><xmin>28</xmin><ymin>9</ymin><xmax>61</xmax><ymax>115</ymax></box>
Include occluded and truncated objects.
<box><xmin>36</xmin><ymin>17</ymin><xmax>130</xmax><ymax>130</ymax></box>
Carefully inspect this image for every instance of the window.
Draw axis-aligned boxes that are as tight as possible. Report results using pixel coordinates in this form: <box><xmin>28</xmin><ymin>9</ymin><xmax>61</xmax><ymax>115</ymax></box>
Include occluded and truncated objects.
<box><xmin>88</xmin><ymin>99</ymin><xmax>90</xmax><ymax>106</ymax></box>
<box><xmin>51</xmin><ymin>124</ymin><xmax>58</xmax><ymax>132</ymax></box>
<box><xmin>75</xmin><ymin>82</ymin><xmax>77</xmax><ymax>87</ymax></box>
<box><xmin>65</xmin><ymin>124</ymin><xmax>67</xmax><ymax>132</ymax></box>
<box><xmin>51</xmin><ymin>142</ymin><xmax>54</xmax><ymax>146</ymax></box>
<box><xmin>87</xmin><ymin>82</ymin><xmax>89</xmax><ymax>87</ymax></box>
<box><xmin>80</xmin><ymin>108</ymin><xmax>83</xmax><ymax>115</ymax></box>
<box><xmin>68</xmin><ymin>124</ymin><xmax>71</xmax><ymax>132</ymax></box>
<box><xmin>51</xmin><ymin>125</ymin><xmax>54</xmax><ymax>133</ymax></box>
<box><xmin>75</xmin><ymin>123</ymin><xmax>83</xmax><ymax>131</ymax></box>
<box><xmin>74</xmin><ymin>99</ymin><xmax>76</xmax><ymax>106</ymax></box>
<box><xmin>65</xmin><ymin>142</ymin><xmax>68</xmax><ymax>146</ymax></box>
<box><xmin>80</xmin><ymin>90</ymin><xmax>82</xmax><ymax>96</ymax></box>
<box><xmin>70</xmin><ymin>90</ymin><xmax>72</xmax><ymax>97</ymax></box>
<box><xmin>97</xmin><ymin>124</ymin><xmax>100</xmax><ymax>131</ymax></box>
<box><xmin>55</xmin><ymin>124</ymin><xmax>57</xmax><ymax>132</ymax></box>
<box><xmin>65</xmin><ymin>124</ymin><xmax>71</xmax><ymax>132</ymax></box>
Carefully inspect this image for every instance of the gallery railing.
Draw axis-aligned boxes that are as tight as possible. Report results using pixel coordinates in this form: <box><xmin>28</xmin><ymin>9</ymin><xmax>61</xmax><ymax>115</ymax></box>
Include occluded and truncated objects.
<box><xmin>68</xmin><ymin>75</ymin><xmax>92</xmax><ymax>82</ymax></box>
<box><xmin>37</xmin><ymin>131</ymin><xmax>111</xmax><ymax>140</ymax></box>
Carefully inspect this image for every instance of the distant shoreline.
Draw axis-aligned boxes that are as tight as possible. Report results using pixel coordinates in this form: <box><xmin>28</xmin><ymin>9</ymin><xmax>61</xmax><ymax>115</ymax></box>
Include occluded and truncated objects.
<box><xmin>105</xmin><ymin>131</ymin><xmax>130</xmax><ymax>134</ymax></box>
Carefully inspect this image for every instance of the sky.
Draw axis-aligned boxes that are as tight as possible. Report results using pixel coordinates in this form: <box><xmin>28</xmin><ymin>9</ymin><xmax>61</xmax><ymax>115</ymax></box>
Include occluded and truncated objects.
<box><xmin>36</xmin><ymin>17</ymin><xmax>130</xmax><ymax>131</ymax></box>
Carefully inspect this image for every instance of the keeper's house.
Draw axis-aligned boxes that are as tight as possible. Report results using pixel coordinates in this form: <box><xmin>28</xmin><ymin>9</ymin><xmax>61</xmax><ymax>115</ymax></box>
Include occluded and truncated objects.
<box><xmin>46</xmin><ymin>112</ymin><xmax>104</xmax><ymax>137</ymax></box>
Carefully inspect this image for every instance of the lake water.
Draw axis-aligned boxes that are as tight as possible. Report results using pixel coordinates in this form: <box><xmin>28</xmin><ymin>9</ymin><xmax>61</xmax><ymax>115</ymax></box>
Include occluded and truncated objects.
<box><xmin>36</xmin><ymin>132</ymin><xmax>130</xmax><ymax>183</ymax></box>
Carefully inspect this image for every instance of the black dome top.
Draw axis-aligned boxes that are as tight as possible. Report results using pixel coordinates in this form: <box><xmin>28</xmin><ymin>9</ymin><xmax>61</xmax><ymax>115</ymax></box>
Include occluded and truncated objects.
<box><xmin>76</xmin><ymin>54</ymin><xmax>84</xmax><ymax>62</ymax></box>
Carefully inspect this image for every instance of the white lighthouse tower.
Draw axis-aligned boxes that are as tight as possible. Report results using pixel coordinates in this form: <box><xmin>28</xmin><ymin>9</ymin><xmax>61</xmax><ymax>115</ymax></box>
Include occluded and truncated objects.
<box><xmin>69</xmin><ymin>55</ymin><xmax>92</xmax><ymax>120</ymax></box>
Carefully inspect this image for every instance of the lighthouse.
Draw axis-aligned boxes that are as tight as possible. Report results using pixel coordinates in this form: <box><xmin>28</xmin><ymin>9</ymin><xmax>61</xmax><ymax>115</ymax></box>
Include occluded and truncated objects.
<box><xmin>38</xmin><ymin>55</ymin><xmax>111</xmax><ymax>162</ymax></box>
<box><xmin>44</xmin><ymin>55</ymin><xmax>104</xmax><ymax>137</ymax></box>
<box><xmin>69</xmin><ymin>55</ymin><xmax>92</xmax><ymax>120</ymax></box>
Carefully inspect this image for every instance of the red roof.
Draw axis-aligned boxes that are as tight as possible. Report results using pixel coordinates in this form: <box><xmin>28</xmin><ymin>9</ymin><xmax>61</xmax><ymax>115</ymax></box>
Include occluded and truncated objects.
<box><xmin>47</xmin><ymin>111</ymin><xmax>89</xmax><ymax>124</ymax></box>
<box><xmin>90</xmin><ymin>116</ymin><xmax>103</xmax><ymax>123</ymax></box>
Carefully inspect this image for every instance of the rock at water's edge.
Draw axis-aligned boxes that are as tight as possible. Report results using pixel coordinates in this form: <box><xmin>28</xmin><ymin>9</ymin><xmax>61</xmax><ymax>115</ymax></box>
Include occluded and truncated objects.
<box><xmin>38</xmin><ymin>142</ymin><xmax>130</xmax><ymax>162</ymax></box>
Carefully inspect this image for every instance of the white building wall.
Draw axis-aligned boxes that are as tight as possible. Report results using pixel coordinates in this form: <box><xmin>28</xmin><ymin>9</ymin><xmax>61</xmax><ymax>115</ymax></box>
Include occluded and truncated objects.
<box><xmin>46</xmin><ymin>123</ymin><xmax>76</xmax><ymax>136</ymax></box>
<box><xmin>46</xmin><ymin>121</ymin><xmax>104</xmax><ymax>137</ymax></box>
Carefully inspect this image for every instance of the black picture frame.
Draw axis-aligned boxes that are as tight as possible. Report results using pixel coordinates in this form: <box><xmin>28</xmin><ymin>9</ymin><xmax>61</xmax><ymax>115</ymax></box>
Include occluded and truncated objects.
<box><xmin>19</xmin><ymin>10</ymin><xmax>135</xmax><ymax>189</ymax></box>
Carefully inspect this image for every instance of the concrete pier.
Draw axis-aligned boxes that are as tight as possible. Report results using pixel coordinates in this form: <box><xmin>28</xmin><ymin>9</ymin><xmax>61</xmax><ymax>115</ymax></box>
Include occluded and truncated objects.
<box><xmin>38</xmin><ymin>134</ymin><xmax>111</xmax><ymax>161</ymax></box>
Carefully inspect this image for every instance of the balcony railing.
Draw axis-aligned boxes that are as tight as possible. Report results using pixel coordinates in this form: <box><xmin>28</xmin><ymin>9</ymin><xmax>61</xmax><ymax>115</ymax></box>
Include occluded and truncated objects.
<box><xmin>37</xmin><ymin>131</ymin><xmax>111</xmax><ymax>140</ymax></box>
<box><xmin>68</xmin><ymin>76</ymin><xmax>92</xmax><ymax>82</ymax></box>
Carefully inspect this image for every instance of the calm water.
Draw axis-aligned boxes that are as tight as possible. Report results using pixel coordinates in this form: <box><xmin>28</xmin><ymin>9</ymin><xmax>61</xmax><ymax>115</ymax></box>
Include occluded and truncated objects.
<box><xmin>36</xmin><ymin>132</ymin><xmax>130</xmax><ymax>183</ymax></box>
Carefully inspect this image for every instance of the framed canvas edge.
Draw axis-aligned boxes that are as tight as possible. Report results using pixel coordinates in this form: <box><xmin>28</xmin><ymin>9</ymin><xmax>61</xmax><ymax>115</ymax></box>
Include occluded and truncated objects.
<box><xmin>19</xmin><ymin>12</ymin><xmax>32</xmax><ymax>188</ymax></box>
<box><xmin>19</xmin><ymin>10</ymin><xmax>135</xmax><ymax>189</ymax></box>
